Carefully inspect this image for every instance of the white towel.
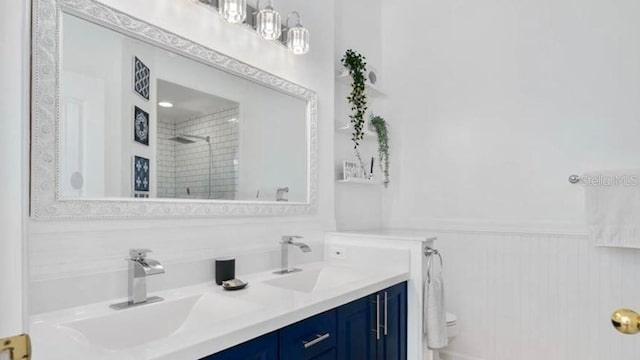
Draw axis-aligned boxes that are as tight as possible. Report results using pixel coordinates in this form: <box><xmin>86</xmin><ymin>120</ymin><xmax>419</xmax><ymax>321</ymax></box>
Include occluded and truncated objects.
<box><xmin>424</xmin><ymin>254</ymin><xmax>447</xmax><ymax>350</ymax></box>
<box><xmin>584</xmin><ymin>170</ymin><xmax>640</xmax><ymax>248</ymax></box>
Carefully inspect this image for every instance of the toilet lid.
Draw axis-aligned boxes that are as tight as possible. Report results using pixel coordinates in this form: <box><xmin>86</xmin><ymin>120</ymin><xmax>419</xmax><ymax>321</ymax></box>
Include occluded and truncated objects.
<box><xmin>446</xmin><ymin>312</ymin><xmax>457</xmax><ymax>326</ymax></box>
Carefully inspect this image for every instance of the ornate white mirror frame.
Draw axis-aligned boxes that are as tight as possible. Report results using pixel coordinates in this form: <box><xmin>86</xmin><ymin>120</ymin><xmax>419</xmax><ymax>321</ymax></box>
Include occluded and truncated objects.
<box><xmin>31</xmin><ymin>0</ymin><xmax>318</xmax><ymax>220</ymax></box>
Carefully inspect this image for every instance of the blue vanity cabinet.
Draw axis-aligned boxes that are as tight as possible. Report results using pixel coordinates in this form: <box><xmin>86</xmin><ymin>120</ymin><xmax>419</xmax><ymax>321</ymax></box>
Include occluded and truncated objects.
<box><xmin>203</xmin><ymin>282</ymin><xmax>406</xmax><ymax>360</ymax></box>
<box><xmin>201</xmin><ymin>331</ymin><xmax>278</xmax><ymax>360</ymax></box>
<box><xmin>336</xmin><ymin>296</ymin><xmax>377</xmax><ymax>360</ymax></box>
<box><xmin>377</xmin><ymin>282</ymin><xmax>407</xmax><ymax>360</ymax></box>
<box><xmin>279</xmin><ymin>309</ymin><xmax>338</xmax><ymax>360</ymax></box>
<box><xmin>337</xmin><ymin>282</ymin><xmax>407</xmax><ymax>360</ymax></box>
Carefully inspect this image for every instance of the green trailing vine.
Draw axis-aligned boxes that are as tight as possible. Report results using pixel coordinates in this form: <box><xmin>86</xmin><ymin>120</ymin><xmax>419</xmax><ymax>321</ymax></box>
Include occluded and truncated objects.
<box><xmin>370</xmin><ymin>114</ymin><xmax>390</xmax><ymax>187</ymax></box>
<box><xmin>341</xmin><ymin>49</ymin><xmax>368</xmax><ymax>147</ymax></box>
<box><xmin>341</xmin><ymin>49</ymin><xmax>368</xmax><ymax>172</ymax></box>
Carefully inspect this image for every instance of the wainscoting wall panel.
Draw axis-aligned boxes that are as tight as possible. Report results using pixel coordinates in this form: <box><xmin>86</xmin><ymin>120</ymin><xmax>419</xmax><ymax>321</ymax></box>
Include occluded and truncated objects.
<box><xmin>431</xmin><ymin>229</ymin><xmax>640</xmax><ymax>360</ymax></box>
<box><xmin>28</xmin><ymin>218</ymin><xmax>326</xmax><ymax>313</ymax></box>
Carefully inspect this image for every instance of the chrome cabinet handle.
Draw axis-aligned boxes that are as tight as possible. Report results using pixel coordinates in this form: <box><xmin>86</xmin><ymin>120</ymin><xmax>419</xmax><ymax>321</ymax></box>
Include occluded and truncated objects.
<box><xmin>371</xmin><ymin>294</ymin><xmax>381</xmax><ymax>340</ymax></box>
<box><xmin>384</xmin><ymin>291</ymin><xmax>388</xmax><ymax>336</ymax></box>
<box><xmin>302</xmin><ymin>333</ymin><xmax>330</xmax><ymax>349</ymax></box>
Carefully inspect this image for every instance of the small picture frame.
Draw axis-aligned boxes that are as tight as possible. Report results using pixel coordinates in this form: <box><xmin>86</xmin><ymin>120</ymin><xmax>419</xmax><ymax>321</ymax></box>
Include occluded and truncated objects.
<box><xmin>343</xmin><ymin>160</ymin><xmax>365</xmax><ymax>180</ymax></box>
<box><xmin>133</xmin><ymin>156</ymin><xmax>150</xmax><ymax>192</ymax></box>
<box><xmin>133</xmin><ymin>56</ymin><xmax>150</xmax><ymax>100</ymax></box>
<box><xmin>133</xmin><ymin>106</ymin><xmax>150</xmax><ymax>146</ymax></box>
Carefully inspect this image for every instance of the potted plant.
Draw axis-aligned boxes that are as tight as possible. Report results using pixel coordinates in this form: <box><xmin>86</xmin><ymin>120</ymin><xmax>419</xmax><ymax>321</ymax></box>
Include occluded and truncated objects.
<box><xmin>369</xmin><ymin>114</ymin><xmax>390</xmax><ymax>187</ymax></box>
<box><xmin>341</xmin><ymin>49</ymin><xmax>368</xmax><ymax>174</ymax></box>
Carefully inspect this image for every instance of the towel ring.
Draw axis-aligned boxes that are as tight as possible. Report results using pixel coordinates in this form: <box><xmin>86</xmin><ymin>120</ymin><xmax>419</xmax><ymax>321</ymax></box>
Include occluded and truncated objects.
<box><xmin>424</xmin><ymin>246</ymin><xmax>443</xmax><ymax>281</ymax></box>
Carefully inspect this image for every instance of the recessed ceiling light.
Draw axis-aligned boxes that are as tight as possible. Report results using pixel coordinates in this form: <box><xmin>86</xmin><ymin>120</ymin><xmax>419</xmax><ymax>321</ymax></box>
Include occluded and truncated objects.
<box><xmin>158</xmin><ymin>101</ymin><xmax>173</xmax><ymax>108</ymax></box>
<box><xmin>228</xmin><ymin>118</ymin><xmax>238</xmax><ymax>123</ymax></box>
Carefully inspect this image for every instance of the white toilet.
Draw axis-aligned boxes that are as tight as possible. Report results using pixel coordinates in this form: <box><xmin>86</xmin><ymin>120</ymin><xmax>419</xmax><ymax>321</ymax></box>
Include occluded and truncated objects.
<box><xmin>446</xmin><ymin>312</ymin><xmax>458</xmax><ymax>339</ymax></box>
<box><xmin>433</xmin><ymin>312</ymin><xmax>459</xmax><ymax>360</ymax></box>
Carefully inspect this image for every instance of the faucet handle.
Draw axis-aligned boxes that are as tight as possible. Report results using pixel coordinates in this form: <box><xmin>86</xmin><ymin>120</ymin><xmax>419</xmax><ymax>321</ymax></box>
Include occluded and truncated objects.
<box><xmin>129</xmin><ymin>249</ymin><xmax>152</xmax><ymax>261</ymax></box>
<box><xmin>281</xmin><ymin>235</ymin><xmax>303</xmax><ymax>243</ymax></box>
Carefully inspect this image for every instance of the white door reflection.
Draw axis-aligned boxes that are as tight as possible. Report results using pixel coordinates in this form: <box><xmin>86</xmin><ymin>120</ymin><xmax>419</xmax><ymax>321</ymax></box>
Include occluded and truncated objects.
<box><xmin>61</xmin><ymin>72</ymin><xmax>106</xmax><ymax>197</ymax></box>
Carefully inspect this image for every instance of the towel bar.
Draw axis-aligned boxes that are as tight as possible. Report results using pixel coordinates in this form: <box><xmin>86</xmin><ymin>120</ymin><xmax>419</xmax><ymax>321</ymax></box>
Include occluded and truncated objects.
<box><xmin>568</xmin><ymin>174</ymin><xmax>582</xmax><ymax>184</ymax></box>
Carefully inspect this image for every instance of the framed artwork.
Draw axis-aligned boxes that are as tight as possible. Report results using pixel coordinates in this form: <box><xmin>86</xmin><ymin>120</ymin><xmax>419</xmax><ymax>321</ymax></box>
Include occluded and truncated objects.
<box><xmin>343</xmin><ymin>160</ymin><xmax>365</xmax><ymax>180</ymax></box>
<box><xmin>134</xmin><ymin>106</ymin><xmax>149</xmax><ymax>146</ymax></box>
<box><xmin>133</xmin><ymin>56</ymin><xmax>150</xmax><ymax>100</ymax></box>
<box><xmin>133</xmin><ymin>156</ymin><xmax>150</xmax><ymax>192</ymax></box>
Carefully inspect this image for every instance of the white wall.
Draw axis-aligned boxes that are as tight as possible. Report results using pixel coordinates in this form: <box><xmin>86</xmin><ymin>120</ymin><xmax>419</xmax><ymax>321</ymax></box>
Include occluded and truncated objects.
<box><xmin>383</xmin><ymin>0</ymin><xmax>640</xmax><ymax>229</ymax></box>
<box><xmin>28</xmin><ymin>0</ymin><xmax>335</xmax><ymax>314</ymax></box>
<box><xmin>334</xmin><ymin>0</ymin><xmax>387</xmax><ymax>230</ymax></box>
<box><xmin>0</xmin><ymin>0</ymin><xmax>29</xmax><ymax>337</ymax></box>
<box><xmin>382</xmin><ymin>0</ymin><xmax>640</xmax><ymax>359</ymax></box>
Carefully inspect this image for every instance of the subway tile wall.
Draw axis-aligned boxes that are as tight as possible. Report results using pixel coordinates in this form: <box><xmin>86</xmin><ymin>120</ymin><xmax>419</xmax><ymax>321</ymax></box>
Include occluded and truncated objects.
<box><xmin>157</xmin><ymin>120</ymin><xmax>177</xmax><ymax>198</ymax></box>
<box><xmin>157</xmin><ymin>106</ymin><xmax>239</xmax><ymax>199</ymax></box>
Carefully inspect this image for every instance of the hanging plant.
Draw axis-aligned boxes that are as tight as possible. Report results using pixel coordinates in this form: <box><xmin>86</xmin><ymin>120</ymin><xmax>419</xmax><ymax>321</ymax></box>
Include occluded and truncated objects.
<box><xmin>370</xmin><ymin>114</ymin><xmax>390</xmax><ymax>187</ymax></box>
<box><xmin>341</xmin><ymin>49</ymin><xmax>368</xmax><ymax>172</ymax></box>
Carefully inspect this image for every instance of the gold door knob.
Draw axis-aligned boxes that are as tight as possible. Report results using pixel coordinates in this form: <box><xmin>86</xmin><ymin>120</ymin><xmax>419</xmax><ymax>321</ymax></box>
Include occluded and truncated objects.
<box><xmin>611</xmin><ymin>309</ymin><xmax>640</xmax><ymax>335</ymax></box>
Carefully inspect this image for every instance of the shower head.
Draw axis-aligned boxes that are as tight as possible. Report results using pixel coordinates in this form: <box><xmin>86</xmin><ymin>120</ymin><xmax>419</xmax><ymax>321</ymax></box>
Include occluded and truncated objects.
<box><xmin>169</xmin><ymin>136</ymin><xmax>196</xmax><ymax>144</ymax></box>
<box><xmin>169</xmin><ymin>134</ymin><xmax>210</xmax><ymax>144</ymax></box>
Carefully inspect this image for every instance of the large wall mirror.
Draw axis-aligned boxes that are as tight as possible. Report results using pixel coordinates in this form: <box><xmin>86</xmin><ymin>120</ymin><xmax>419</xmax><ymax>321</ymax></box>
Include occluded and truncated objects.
<box><xmin>31</xmin><ymin>0</ymin><xmax>317</xmax><ymax>219</ymax></box>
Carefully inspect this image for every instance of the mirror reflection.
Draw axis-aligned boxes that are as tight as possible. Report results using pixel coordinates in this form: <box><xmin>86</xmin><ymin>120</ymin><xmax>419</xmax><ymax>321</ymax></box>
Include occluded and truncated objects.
<box><xmin>60</xmin><ymin>13</ymin><xmax>308</xmax><ymax>202</ymax></box>
<box><xmin>157</xmin><ymin>80</ymin><xmax>240</xmax><ymax>200</ymax></box>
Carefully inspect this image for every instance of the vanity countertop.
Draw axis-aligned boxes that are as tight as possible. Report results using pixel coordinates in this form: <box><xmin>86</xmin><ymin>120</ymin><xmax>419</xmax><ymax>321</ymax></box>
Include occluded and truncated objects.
<box><xmin>328</xmin><ymin>229</ymin><xmax>438</xmax><ymax>242</ymax></box>
<box><xmin>30</xmin><ymin>259</ymin><xmax>409</xmax><ymax>360</ymax></box>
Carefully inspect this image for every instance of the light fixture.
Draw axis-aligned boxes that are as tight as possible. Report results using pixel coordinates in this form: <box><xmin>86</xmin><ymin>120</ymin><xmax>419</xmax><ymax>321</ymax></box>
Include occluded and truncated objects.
<box><xmin>285</xmin><ymin>12</ymin><xmax>309</xmax><ymax>55</ymax></box>
<box><xmin>255</xmin><ymin>0</ymin><xmax>281</xmax><ymax>41</ymax></box>
<box><xmin>158</xmin><ymin>101</ymin><xmax>174</xmax><ymax>108</ymax></box>
<box><xmin>218</xmin><ymin>0</ymin><xmax>247</xmax><ymax>23</ymax></box>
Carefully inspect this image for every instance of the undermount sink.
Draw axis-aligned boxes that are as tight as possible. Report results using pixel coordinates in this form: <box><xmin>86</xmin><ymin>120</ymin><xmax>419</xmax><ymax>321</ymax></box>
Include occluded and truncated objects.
<box><xmin>264</xmin><ymin>266</ymin><xmax>363</xmax><ymax>293</ymax></box>
<box><xmin>58</xmin><ymin>293</ymin><xmax>264</xmax><ymax>351</ymax></box>
<box><xmin>60</xmin><ymin>295</ymin><xmax>202</xmax><ymax>350</ymax></box>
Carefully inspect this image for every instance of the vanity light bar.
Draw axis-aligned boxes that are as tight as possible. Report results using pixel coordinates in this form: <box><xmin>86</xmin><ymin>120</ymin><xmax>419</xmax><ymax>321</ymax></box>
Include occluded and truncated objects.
<box><xmin>199</xmin><ymin>0</ymin><xmax>309</xmax><ymax>55</ymax></box>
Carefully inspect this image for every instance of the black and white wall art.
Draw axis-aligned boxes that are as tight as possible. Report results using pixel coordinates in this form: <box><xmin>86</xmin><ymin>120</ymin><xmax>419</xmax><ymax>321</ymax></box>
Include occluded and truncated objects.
<box><xmin>133</xmin><ymin>56</ymin><xmax>150</xmax><ymax>100</ymax></box>
<box><xmin>133</xmin><ymin>156</ymin><xmax>150</xmax><ymax>192</ymax></box>
<box><xmin>133</xmin><ymin>106</ymin><xmax>150</xmax><ymax>145</ymax></box>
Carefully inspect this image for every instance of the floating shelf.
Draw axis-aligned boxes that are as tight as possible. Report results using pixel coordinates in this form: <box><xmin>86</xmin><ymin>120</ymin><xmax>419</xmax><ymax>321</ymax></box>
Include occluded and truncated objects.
<box><xmin>335</xmin><ymin>124</ymin><xmax>377</xmax><ymax>139</ymax></box>
<box><xmin>337</xmin><ymin>178</ymin><xmax>383</xmax><ymax>185</ymax></box>
<box><xmin>336</xmin><ymin>71</ymin><xmax>386</xmax><ymax>97</ymax></box>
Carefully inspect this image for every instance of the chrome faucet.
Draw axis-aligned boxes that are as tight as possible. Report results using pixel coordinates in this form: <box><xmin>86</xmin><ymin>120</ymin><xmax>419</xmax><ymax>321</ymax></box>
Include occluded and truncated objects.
<box><xmin>274</xmin><ymin>235</ymin><xmax>311</xmax><ymax>274</ymax></box>
<box><xmin>110</xmin><ymin>249</ymin><xmax>165</xmax><ymax>310</ymax></box>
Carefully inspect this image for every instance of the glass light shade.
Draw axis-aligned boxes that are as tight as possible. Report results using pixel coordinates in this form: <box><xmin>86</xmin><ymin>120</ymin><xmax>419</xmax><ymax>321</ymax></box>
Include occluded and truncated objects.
<box><xmin>256</xmin><ymin>6</ymin><xmax>282</xmax><ymax>40</ymax></box>
<box><xmin>218</xmin><ymin>0</ymin><xmax>247</xmax><ymax>23</ymax></box>
<box><xmin>287</xmin><ymin>26</ymin><xmax>309</xmax><ymax>55</ymax></box>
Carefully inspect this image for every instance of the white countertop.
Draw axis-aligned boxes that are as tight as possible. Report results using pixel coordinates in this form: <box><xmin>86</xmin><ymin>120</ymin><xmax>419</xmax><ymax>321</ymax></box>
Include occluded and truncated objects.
<box><xmin>31</xmin><ymin>260</ymin><xmax>409</xmax><ymax>360</ymax></box>
<box><xmin>328</xmin><ymin>229</ymin><xmax>438</xmax><ymax>242</ymax></box>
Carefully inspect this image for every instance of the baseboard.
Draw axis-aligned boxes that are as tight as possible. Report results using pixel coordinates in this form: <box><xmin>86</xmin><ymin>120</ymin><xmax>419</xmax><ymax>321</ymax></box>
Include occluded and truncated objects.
<box><xmin>439</xmin><ymin>350</ymin><xmax>486</xmax><ymax>360</ymax></box>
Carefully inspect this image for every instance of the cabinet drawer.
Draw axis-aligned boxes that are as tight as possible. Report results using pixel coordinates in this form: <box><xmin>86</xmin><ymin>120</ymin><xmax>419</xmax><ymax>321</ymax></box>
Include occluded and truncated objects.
<box><xmin>201</xmin><ymin>331</ymin><xmax>278</xmax><ymax>360</ymax></box>
<box><xmin>280</xmin><ymin>309</ymin><xmax>337</xmax><ymax>360</ymax></box>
